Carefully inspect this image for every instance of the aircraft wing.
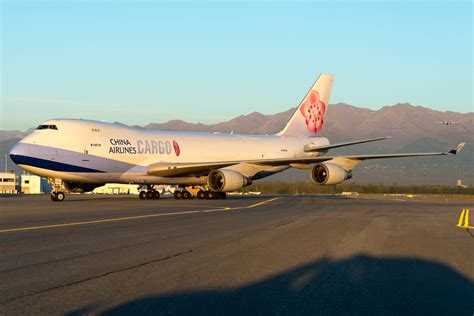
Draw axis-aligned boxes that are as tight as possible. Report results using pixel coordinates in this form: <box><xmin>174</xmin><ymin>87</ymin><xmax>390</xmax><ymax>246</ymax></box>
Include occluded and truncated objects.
<box><xmin>325</xmin><ymin>143</ymin><xmax>465</xmax><ymax>170</ymax></box>
<box><xmin>146</xmin><ymin>143</ymin><xmax>464</xmax><ymax>177</ymax></box>
<box><xmin>147</xmin><ymin>162</ymin><xmax>240</xmax><ymax>177</ymax></box>
<box><xmin>304</xmin><ymin>136</ymin><xmax>390</xmax><ymax>152</ymax></box>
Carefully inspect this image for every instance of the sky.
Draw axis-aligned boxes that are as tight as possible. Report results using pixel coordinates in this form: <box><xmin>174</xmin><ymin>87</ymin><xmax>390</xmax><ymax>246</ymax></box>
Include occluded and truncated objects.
<box><xmin>1</xmin><ymin>0</ymin><xmax>472</xmax><ymax>131</ymax></box>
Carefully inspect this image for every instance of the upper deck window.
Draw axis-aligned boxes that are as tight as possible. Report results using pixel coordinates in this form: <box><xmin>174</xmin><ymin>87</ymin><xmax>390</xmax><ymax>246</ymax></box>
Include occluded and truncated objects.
<box><xmin>36</xmin><ymin>125</ymin><xmax>58</xmax><ymax>130</ymax></box>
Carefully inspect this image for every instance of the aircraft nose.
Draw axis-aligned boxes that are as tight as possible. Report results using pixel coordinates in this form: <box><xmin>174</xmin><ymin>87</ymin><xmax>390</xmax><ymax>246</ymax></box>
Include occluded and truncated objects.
<box><xmin>9</xmin><ymin>142</ymin><xmax>29</xmax><ymax>165</ymax></box>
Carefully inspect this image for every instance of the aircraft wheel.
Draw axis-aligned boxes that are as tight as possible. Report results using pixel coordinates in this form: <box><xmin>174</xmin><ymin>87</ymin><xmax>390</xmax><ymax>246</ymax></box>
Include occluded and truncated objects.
<box><xmin>56</xmin><ymin>192</ymin><xmax>65</xmax><ymax>202</ymax></box>
<box><xmin>139</xmin><ymin>191</ymin><xmax>147</xmax><ymax>200</ymax></box>
<box><xmin>146</xmin><ymin>190</ymin><xmax>154</xmax><ymax>199</ymax></box>
<box><xmin>197</xmin><ymin>190</ymin><xmax>205</xmax><ymax>199</ymax></box>
<box><xmin>153</xmin><ymin>191</ymin><xmax>160</xmax><ymax>199</ymax></box>
<box><xmin>50</xmin><ymin>192</ymin><xmax>58</xmax><ymax>201</ymax></box>
<box><xmin>174</xmin><ymin>191</ymin><xmax>183</xmax><ymax>200</ymax></box>
<box><xmin>205</xmin><ymin>191</ymin><xmax>215</xmax><ymax>200</ymax></box>
<box><xmin>218</xmin><ymin>192</ymin><xmax>227</xmax><ymax>199</ymax></box>
<box><xmin>182</xmin><ymin>191</ymin><xmax>191</xmax><ymax>199</ymax></box>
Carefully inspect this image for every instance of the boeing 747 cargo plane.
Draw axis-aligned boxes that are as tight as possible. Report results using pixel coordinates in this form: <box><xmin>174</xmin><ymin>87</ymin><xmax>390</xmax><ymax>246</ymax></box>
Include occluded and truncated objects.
<box><xmin>10</xmin><ymin>74</ymin><xmax>464</xmax><ymax>201</ymax></box>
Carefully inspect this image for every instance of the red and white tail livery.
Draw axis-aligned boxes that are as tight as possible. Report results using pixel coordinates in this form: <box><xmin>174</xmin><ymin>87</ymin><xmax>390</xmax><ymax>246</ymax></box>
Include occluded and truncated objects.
<box><xmin>278</xmin><ymin>73</ymin><xmax>335</xmax><ymax>137</ymax></box>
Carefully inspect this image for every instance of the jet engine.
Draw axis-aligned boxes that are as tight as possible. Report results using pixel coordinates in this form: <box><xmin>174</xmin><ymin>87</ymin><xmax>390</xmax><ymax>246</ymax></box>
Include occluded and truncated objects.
<box><xmin>208</xmin><ymin>169</ymin><xmax>251</xmax><ymax>192</ymax></box>
<box><xmin>310</xmin><ymin>163</ymin><xmax>352</xmax><ymax>185</ymax></box>
<box><xmin>63</xmin><ymin>181</ymin><xmax>105</xmax><ymax>193</ymax></box>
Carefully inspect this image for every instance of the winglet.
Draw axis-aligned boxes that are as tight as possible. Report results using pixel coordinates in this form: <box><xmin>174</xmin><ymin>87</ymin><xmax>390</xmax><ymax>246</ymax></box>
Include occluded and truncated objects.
<box><xmin>448</xmin><ymin>142</ymin><xmax>465</xmax><ymax>155</ymax></box>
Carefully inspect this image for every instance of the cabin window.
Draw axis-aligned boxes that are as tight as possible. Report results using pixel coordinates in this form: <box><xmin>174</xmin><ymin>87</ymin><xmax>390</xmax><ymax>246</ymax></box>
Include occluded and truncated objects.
<box><xmin>36</xmin><ymin>125</ymin><xmax>58</xmax><ymax>130</ymax></box>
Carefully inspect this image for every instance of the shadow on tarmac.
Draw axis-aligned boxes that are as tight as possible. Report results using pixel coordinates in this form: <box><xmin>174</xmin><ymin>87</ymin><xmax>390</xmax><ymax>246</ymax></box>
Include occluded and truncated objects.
<box><xmin>87</xmin><ymin>254</ymin><xmax>473</xmax><ymax>315</ymax></box>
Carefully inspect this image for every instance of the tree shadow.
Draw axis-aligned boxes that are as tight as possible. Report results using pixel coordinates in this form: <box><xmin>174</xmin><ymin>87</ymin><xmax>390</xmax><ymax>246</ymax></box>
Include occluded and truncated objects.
<box><xmin>98</xmin><ymin>254</ymin><xmax>474</xmax><ymax>315</ymax></box>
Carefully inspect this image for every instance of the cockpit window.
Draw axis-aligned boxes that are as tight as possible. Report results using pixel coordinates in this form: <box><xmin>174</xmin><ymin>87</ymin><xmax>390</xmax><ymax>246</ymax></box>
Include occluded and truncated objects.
<box><xmin>36</xmin><ymin>125</ymin><xmax>58</xmax><ymax>130</ymax></box>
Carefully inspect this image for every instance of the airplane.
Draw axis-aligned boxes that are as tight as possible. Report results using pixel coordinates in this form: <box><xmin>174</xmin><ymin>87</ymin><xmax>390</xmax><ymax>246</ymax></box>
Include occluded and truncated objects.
<box><xmin>438</xmin><ymin>120</ymin><xmax>458</xmax><ymax>126</ymax></box>
<box><xmin>9</xmin><ymin>74</ymin><xmax>465</xmax><ymax>201</ymax></box>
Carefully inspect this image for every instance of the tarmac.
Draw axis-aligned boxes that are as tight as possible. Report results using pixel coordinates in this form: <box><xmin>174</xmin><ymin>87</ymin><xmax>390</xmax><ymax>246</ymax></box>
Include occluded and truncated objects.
<box><xmin>0</xmin><ymin>194</ymin><xmax>473</xmax><ymax>315</ymax></box>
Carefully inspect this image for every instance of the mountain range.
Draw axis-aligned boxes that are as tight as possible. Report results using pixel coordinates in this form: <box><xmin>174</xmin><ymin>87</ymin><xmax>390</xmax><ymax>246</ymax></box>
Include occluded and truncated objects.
<box><xmin>1</xmin><ymin>103</ymin><xmax>472</xmax><ymax>185</ymax></box>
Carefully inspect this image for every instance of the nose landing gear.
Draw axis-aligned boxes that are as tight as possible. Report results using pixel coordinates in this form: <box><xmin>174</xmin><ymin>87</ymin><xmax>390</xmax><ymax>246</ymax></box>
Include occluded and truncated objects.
<box><xmin>48</xmin><ymin>178</ymin><xmax>66</xmax><ymax>202</ymax></box>
<box><xmin>50</xmin><ymin>191</ymin><xmax>65</xmax><ymax>201</ymax></box>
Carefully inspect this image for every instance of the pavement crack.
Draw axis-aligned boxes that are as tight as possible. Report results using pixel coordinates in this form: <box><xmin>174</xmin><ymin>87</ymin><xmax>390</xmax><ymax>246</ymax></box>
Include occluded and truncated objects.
<box><xmin>273</xmin><ymin>220</ymin><xmax>295</xmax><ymax>228</ymax></box>
<box><xmin>466</xmin><ymin>228</ymin><xmax>474</xmax><ymax>238</ymax></box>
<box><xmin>0</xmin><ymin>249</ymin><xmax>193</xmax><ymax>305</ymax></box>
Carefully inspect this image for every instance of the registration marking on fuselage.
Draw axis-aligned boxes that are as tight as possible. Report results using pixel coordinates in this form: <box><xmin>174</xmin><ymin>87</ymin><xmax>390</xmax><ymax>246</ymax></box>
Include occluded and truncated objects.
<box><xmin>0</xmin><ymin>198</ymin><xmax>280</xmax><ymax>234</ymax></box>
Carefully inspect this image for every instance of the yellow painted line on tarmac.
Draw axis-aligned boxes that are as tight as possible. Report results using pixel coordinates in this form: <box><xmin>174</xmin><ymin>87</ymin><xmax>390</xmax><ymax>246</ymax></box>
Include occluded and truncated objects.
<box><xmin>457</xmin><ymin>209</ymin><xmax>467</xmax><ymax>227</ymax></box>
<box><xmin>202</xmin><ymin>197</ymin><xmax>280</xmax><ymax>213</ymax></box>
<box><xmin>0</xmin><ymin>198</ymin><xmax>280</xmax><ymax>234</ymax></box>
<box><xmin>248</xmin><ymin>197</ymin><xmax>280</xmax><ymax>207</ymax></box>
<box><xmin>456</xmin><ymin>208</ymin><xmax>474</xmax><ymax>229</ymax></box>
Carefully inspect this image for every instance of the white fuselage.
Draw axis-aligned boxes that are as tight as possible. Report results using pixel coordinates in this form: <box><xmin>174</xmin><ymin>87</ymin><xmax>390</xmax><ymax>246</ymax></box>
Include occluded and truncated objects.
<box><xmin>10</xmin><ymin>119</ymin><xmax>330</xmax><ymax>186</ymax></box>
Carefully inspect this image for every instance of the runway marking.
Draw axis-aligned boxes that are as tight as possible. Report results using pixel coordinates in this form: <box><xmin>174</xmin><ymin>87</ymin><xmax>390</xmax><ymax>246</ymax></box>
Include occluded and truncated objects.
<box><xmin>457</xmin><ymin>208</ymin><xmax>473</xmax><ymax>229</ymax></box>
<box><xmin>0</xmin><ymin>198</ymin><xmax>280</xmax><ymax>234</ymax></box>
<box><xmin>202</xmin><ymin>197</ymin><xmax>280</xmax><ymax>213</ymax></box>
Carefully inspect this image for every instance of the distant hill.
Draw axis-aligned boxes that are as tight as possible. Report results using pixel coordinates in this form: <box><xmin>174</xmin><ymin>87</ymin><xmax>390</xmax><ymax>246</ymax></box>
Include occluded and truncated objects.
<box><xmin>0</xmin><ymin>130</ymin><xmax>25</xmax><ymax>141</ymax></box>
<box><xmin>1</xmin><ymin>103</ymin><xmax>472</xmax><ymax>184</ymax></box>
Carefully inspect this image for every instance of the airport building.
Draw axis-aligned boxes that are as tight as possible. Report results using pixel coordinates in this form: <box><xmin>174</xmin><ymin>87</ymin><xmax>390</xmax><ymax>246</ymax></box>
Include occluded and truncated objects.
<box><xmin>456</xmin><ymin>179</ymin><xmax>468</xmax><ymax>189</ymax></box>
<box><xmin>92</xmin><ymin>184</ymin><xmax>177</xmax><ymax>195</ymax></box>
<box><xmin>20</xmin><ymin>175</ymin><xmax>50</xmax><ymax>194</ymax></box>
<box><xmin>93</xmin><ymin>183</ymin><xmax>140</xmax><ymax>195</ymax></box>
<box><xmin>0</xmin><ymin>172</ymin><xmax>17</xmax><ymax>193</ymax></box>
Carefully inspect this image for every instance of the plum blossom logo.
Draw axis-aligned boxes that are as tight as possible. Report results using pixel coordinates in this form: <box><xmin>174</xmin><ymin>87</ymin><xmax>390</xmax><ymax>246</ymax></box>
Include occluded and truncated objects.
<box><xmin>299</xmin><ymin>91</ymin><xmax>327</xmax><ymax>133</ymax></box>
<box><xmin>172</xmin><ymin>140</ymin><xmax>180</xmax><ymax>156</ymax></box>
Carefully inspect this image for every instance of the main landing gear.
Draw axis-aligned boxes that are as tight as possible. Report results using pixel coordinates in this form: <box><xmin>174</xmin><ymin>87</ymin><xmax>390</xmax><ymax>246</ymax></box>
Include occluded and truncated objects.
<box><xmin>137</xmin><ymin>185</ymin><xmax>227</xmax><ymax>200</ymax></box>
<box><xmin>173</xmin><ymin>188</ymin><xmax>226</xmax><ymax>200</ymax></box>
<box><xmin>205</xmin><ymin>191</ymin><xmax>226</xmax><ymax>200</ymax></box>
<box><xmin>138</xmin><ymin>185</ymin><xmax>161</xmax><ymax>200</ymax></box>
<box><xmin>174</xmin><ymin>190</ymin><xmax>193</xmax><ymax>200</ymax></box>
<box><xmin>49</xmin><ymin>178</ymin><xmax>66</xmax><ymax>202</ymax></box>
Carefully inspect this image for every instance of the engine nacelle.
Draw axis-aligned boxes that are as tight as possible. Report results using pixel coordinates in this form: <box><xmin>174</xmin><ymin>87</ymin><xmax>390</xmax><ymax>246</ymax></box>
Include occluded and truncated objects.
<box><xmin>310</xmin><ymin>163</ymin><xmax>352</xmax><ymax>185</ymax></box>
<box><xmin>63</xmin><ymin>181</ymin><xmax>105</xmax><ymax>193</ymax></box>
<box><xmin>208</xmin><ymin>169</ymin><xmax>251</xmax><ymax>192</ymax></box>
